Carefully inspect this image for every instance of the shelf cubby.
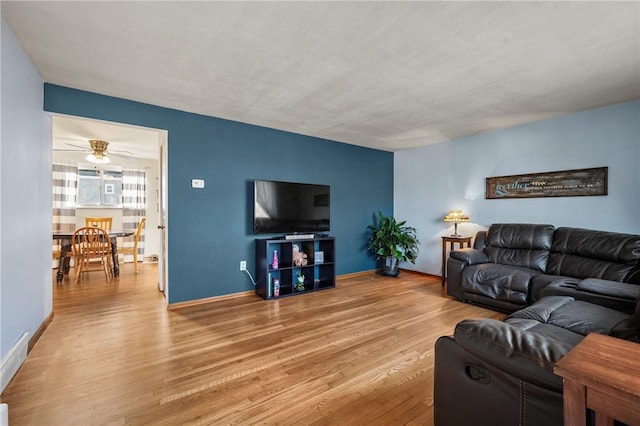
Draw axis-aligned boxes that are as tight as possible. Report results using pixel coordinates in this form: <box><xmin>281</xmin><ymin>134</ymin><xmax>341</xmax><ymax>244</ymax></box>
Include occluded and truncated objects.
<box><xmin>255</xmin><ymin>236</ymin><xmax>335</xmax><ymax>300</ymax></box>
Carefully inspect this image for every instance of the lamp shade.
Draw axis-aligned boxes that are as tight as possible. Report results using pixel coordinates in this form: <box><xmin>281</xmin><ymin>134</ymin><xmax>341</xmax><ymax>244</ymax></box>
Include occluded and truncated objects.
<box><xmin>443</xmin><ymin>209</ymin><xmax>469</xmax><ymax>223</ymax></box>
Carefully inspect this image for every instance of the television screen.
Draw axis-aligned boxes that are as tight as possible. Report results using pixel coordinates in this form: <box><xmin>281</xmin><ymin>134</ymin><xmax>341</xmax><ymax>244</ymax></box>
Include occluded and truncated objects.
<box><xmin>254</xmin><ymin>180</ymin><xmax>330</xmax><ymax>234</ymax></box>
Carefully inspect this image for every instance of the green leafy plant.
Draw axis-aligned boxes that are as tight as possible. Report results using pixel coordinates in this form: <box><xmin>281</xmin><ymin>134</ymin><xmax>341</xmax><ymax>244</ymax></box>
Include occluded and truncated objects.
<box><xmin>367</xmin><ymin>211</ymin><xmax>419</xmax><ymax>265</ymax></box>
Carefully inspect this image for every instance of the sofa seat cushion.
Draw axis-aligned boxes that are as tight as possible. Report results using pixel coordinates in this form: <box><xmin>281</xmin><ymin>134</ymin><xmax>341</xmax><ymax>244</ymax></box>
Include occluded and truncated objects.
<box><xmin>504</xmin><ymin>318</ymin><xmax>585</xmax><ymax>348</ymax></box>
<box><xmin>508</xmin><ymin>296</ymin><xmax>628</xmax><ymax>336</ymax></box>
<box><xmin>461</xmin><ymin>263</ymin><xmax>541</xmax><ymax>305</ymax></box>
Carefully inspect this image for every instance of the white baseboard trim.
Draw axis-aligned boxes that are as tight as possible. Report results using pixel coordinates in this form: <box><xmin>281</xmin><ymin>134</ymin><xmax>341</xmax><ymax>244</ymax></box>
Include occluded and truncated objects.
<box><xmin>0</xmin><ymin>403</ymin><xmax>7</xmax><ymax>426</ymax></box>
<box><xmin>1</xmin><ymin>332</ymin><xmax>29</xmax><ymax>394</ymax></box>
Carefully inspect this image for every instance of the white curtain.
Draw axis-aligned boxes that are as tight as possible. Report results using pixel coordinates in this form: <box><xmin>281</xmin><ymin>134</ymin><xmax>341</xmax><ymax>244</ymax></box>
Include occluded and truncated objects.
<box><xmin>122</xmin><ymin>169</ymin><xmax>146</xmax><ymax>262</ymax></box>
<box><xmin>52</xmin><ymin>164</ymin><xmax>77</xmax><ymax>264</ymax></box>
<box><xmin>52</xmin><ymin>163</ymin><xmax>77</xmax><ymax>231</ymax></box>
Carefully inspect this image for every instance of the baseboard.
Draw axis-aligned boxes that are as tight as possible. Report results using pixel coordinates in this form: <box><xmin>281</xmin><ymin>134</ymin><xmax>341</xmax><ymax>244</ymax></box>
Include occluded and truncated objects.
<box><xmin>0</xmin><ymin>310</ymin><xmax>53</xmax><ymax>395</ymax></box>
<box><xmin>168</xmin><ymin>269</ymin><xmax>421</xmax><ymax>308</ymax></box>
<box><xmin>0</xmin><ymin>403</ymin><xmax>7</xmax><ymax>426</ymax></box>
<box><xmin>1</xmin><ymin>332</ymin><xmax>29</xmax><ymax>394</ymax></box>
<box><xmin>336</xmin><ymin>269</ymin><xmax>377</xmax><ymax>280</ymax></box>
<box><xmin>28</xmin><ymin>311</ymin><xmax>54</xmax><ymax>353</ymax></box>
<box><xmin>337</xmin><ymin>269</ymin><xmax>441</xmax><ymax>280</ymax></box>
<box><xmin>398</xmin><ymin>268</ymin><xmax>441</xmax><ymax>279</ymax></box>
<box><xmin>167</xmin><ymin>290</ymin><xmax>255</xmax><ymax>310</ymax></box>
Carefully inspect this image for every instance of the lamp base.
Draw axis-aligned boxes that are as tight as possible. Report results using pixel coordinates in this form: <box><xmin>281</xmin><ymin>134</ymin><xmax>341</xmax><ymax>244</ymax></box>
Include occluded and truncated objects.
<box><xmin>450</xmin><ymin>223</ymin><xmax>461</xmax><ymax>238</ymax></box>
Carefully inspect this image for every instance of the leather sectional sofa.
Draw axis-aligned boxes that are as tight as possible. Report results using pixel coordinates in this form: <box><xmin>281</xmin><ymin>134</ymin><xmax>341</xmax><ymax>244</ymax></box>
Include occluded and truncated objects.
<box><xmin>446</xmin><ymin>223</ymin><xmax>640</xmax><ymax>313</ymax></box>
<box><xmin>434</xmin><ymin>223</ymin><xmax>640</xmax><ymax>426</ymax></box>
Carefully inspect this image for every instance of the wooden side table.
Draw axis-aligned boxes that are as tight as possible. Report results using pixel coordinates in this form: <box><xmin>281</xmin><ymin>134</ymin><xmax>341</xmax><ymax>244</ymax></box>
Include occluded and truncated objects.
<box><xmin>441</xmin><ymin>236</ymin><xmax>472</xmax><ymax>286</ymax></box>
<box><xmin>554</xmin><ymin>333</ymin><xmax>640</xmax><ymax>426</ymax></box>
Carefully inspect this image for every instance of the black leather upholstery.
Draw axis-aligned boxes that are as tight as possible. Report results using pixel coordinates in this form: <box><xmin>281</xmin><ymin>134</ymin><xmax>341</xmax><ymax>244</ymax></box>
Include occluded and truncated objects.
<box><xmin>547</xmin><ymin>227</ymin><xmax>640</xmax><ymax>283</ymax></box>
<box><xmin>473</xmin><ymin>230</ymin><xmax>487</xmax><ymax>250</ymax></box>
<box><xmin>434</xmin><ymin>296</ymin><xmax>637</xmax><ymax>426</ymax></box>
<box><xmin>484</xmin><ymin>223</ymin><xmax>555</xmax><ymax>271</ymax></box>
<box><xmin>540</xmin><ymin>278</ymin><xmax>640</xmax><ymax>314</ymax></box>
<box><xmin>449</xmin><ymin>248</ymin><xmax>488</xmax><ymax>265</ymax></box>
<box><xmin>460</xmin><ymin>263</ymin><xmax>540</xmax><ymax>307</ymax></box>
<box><xmin>447</xmin><ymin>224</ymin><xmax>640</xmax><ymax>313</ymax></box>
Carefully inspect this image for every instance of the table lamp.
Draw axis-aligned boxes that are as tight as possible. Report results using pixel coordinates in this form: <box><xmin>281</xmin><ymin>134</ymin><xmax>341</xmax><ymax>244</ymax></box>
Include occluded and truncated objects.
<box><xmin>443</xmin><ymin>209</ymin><xmax>469</xmax><ymax>237</ymax></box>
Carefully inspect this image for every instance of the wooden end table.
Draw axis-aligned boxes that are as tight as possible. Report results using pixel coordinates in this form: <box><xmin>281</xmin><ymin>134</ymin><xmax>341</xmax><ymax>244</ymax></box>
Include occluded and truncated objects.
<box><xmin>554</xmin><ymin>333</ymin><xmax>640</xmax><ymax>426</ymax></box>
<box><xmin>441</xmin><ymin>236</ymin><xmax>472</xmax><ymax>286</ymax></box>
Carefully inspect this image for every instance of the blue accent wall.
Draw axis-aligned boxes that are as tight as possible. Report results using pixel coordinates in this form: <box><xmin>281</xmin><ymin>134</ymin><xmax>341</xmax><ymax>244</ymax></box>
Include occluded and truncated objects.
<box><xmin>45</xmin><ymin>84</ymin><xmax>393</xmax><ymax>303</ymax></box>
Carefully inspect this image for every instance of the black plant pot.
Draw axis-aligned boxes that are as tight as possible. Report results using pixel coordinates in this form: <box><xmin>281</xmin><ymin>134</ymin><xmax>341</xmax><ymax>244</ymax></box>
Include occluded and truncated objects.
<box><xmin>381</xmin><ymin>256</ymin><xmax>399</xmax><ymax>276</ymax></box>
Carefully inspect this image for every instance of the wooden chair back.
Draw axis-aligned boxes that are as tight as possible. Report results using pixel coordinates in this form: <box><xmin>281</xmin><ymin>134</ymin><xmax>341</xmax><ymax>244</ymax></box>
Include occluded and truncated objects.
<box><xmin>85</xmin><ymin>217</ymin><xmax>113</xmax><ymax>231</ymax></box>
<box><xmin>71</xmin><ymin>227</ymin><xmax>113</xmax><ymax>283</ymax></box>
<box><xmin>132</xmin><ymin>217</ymin><xmax>146</xmax><ymax>249</ymax></box>
<box><xmin>120</xmin><ymin>217</ymin><xmax>146</xmax><ymax>273</ymax></box>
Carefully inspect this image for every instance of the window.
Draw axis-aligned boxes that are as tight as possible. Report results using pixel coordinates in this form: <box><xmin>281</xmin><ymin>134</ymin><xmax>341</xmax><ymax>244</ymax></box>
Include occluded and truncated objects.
<box><xmin>76</xmin><ymin>164</ymin><xmax>123</xmax><ymax>207</ymax></box>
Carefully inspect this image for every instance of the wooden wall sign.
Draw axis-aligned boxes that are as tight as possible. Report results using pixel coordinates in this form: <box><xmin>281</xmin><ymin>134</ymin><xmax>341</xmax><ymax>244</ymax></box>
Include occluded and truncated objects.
<box><xmin>486</xmin><ymin>167</ymin><xmax>608</xmax><ymax>199</ymax></box>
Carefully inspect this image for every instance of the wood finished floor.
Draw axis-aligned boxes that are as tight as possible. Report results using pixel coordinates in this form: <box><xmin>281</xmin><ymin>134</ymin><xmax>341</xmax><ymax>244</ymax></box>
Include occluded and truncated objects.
<box><xmin>2</xmin><ymin>265</ymin><xmax>504</xmax><ymax>425</ymax></box>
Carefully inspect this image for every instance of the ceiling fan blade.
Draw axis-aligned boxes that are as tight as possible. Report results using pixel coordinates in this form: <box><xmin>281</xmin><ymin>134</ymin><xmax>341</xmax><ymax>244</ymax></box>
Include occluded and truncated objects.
<box><xmin>109</xmin><ymin>149</ymin><xmax>136</xmax><ymax>157</ymax></box>
<box><xmin>65</xmin><ymin>142</ymin><xmax>91</xmax><ymax>151</ymax></box>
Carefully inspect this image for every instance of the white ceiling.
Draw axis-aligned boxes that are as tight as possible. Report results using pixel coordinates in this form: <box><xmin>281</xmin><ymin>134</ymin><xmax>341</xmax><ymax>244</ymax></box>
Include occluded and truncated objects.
<box><xmin>3</xmin><ymin>1</ymin><xmax>640</xmax><ymax>153</ymax></box>
<box><xmin>52</xmin><ymin>115</ymin><xmax>164</xmax><ymax>161</ymax></box>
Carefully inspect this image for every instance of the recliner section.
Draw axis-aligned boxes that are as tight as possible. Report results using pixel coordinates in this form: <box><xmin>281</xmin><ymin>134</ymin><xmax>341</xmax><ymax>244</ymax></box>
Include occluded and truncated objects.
<box><xmin>434</xmin><ymin>296</ymin><xmax>639</xmax><ymax>426</ymax></box>
<box><xmin>447</xmin><ymin>223</ymin><xmax>640</xmax><ymax>313</ymax></box>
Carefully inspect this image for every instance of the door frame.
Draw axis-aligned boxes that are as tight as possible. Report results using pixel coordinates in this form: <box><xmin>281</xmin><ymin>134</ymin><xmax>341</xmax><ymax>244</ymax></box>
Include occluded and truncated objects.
<box><xmin>158</xmin><ymin>135</ymin><xmax>169</xmax><ymax>300</ymax></box>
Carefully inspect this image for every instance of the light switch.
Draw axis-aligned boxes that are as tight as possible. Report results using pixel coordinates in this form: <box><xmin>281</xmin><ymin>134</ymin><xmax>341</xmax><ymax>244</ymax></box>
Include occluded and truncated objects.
<box><xmin>191</xmin><ymin>179</ymin><xmax>205</xmax><ymax>189</ymax></box>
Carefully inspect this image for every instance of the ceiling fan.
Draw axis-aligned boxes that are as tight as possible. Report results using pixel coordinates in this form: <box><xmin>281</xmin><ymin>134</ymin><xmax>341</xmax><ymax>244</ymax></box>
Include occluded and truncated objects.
<box><xmin>54</xmin><ymin>139</ymin><xmax>136</xmax><ymax>164</ymax></box>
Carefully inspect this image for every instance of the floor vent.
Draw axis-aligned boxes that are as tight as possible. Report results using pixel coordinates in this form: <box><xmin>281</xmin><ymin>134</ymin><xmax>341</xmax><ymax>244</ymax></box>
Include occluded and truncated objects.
<box><xmin>1</xmin><ymin>332</ymin><xmax>29</xmax><ymax>394</ymax></box>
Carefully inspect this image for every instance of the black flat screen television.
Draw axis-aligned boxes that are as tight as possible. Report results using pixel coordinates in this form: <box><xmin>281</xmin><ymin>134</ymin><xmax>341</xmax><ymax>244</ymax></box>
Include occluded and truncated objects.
<box><xmin>254</xmin><ymin>180</ymin><xmax>330</xmax><ymax>234</ymax></box>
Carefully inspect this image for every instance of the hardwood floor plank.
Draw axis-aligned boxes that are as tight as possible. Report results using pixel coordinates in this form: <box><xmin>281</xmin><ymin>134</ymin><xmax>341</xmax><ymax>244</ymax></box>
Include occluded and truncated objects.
<box><xmin>1</xmin><ymin>266</ymin><xmax>503</xmax><ymax>425</ymax></box>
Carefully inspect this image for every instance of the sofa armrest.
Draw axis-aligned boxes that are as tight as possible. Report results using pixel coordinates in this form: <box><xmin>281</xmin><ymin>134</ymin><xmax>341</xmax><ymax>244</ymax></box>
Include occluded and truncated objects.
<box><xmin>450</xmin><ymin>248</ymin><xmax>489</xmax><ymax>265</ymax></box>
<box><xmin>446</xmin><ymin>257</ymin><xmax>465</xmax><ymax>299</ymax></box>
<box><xmin>577</xmin><ymin>278</ymin><xmax>639</xmax><ymax>300</ymax></box>
<box><xmin>454</xmin><ymin>318</ymin><xmax>574</xmax><ymax>391</ymax></box>
<box><xmin>446</xmin><ymin>249</ymin><xmax>489</xmax><ymax>299</ymax></box>
<box><xmin>540</xmin><ymin>278</ymin><xmax>640</xmax><ymax>314</ymax></box>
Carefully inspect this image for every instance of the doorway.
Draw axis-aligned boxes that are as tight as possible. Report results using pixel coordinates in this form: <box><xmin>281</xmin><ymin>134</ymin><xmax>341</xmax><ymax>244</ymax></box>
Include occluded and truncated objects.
<box><xmin>52</xmin><ymin>114</ymin><xmax>169</xmax><ymax>298</ymax></box>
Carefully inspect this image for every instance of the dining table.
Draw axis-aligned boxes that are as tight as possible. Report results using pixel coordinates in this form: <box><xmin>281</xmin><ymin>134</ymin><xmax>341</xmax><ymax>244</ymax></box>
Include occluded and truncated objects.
<box><xmin>53</xmin><ymin>229</ymin><xmax>135</xmax><ymax>282</ymax></box>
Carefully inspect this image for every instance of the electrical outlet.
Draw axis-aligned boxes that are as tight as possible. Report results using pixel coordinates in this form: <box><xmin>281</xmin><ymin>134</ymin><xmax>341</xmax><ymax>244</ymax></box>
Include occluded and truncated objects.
<box><xmin>240</xmin><ymin>261</ymin><xmax>247</xmax><ymax>271</ymax></box>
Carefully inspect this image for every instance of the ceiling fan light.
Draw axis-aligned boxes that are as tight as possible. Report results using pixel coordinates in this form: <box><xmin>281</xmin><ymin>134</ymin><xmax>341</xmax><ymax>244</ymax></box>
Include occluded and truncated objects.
<box><xmin>86</xmin><ymin>139</ymin><xmax>111</xmax><ymax>164</ymax></box>
<box><xmin>86</xmin><ymin>153</ymin><xmax>110</xmax><ymax>164</ymax></box>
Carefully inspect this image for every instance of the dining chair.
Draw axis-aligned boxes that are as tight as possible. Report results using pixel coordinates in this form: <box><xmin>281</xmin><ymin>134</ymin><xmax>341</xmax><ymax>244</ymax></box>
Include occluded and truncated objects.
<box><xmin>119</xmin><ymin>217</ymin><xmax>146</xmax><ymax>273</ymax></box>
<box><xmin>85</xmin><ymin>217</ymin><xmax>113</xmax><ymax>231</ymax></box>
<box><xmin>71</xmin><ymin>227</ymin><xmax>113</xmax><ymax>284</ymax></box>
<box><xmin>84</xmin><ymin>217</ymin><xmax>114</xmax><ymax>271</ymax></box>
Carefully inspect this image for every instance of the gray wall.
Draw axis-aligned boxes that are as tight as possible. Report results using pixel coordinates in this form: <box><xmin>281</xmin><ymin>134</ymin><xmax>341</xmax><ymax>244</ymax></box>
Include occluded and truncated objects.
<box><xmin>0</xmin><ymin>18</ymin><xmax>52</xmax><ymax>362</ymax></box>
<box><xmin>394</xmin><ymin>100</ymin><xmax>640</xmax><ymax>275</ymax></box>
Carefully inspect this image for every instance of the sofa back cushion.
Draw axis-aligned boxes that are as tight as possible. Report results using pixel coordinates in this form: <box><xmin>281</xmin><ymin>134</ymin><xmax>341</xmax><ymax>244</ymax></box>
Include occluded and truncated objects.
<box><xmin>484</xmin><ymin>224</ymin><xmax>555</xmax><ymax>272</ymax></box>
<box><xmin>547</xmin><ymin>227</ymin><xmax>640</xmax><ymax>283</ymax></box>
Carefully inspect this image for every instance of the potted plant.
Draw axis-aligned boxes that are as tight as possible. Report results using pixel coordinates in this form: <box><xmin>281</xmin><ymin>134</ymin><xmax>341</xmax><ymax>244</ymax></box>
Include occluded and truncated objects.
<box><xmin>367</xmin><ymin>211</ymin><xmax>419</xmax><ymax>276</ymax></box>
